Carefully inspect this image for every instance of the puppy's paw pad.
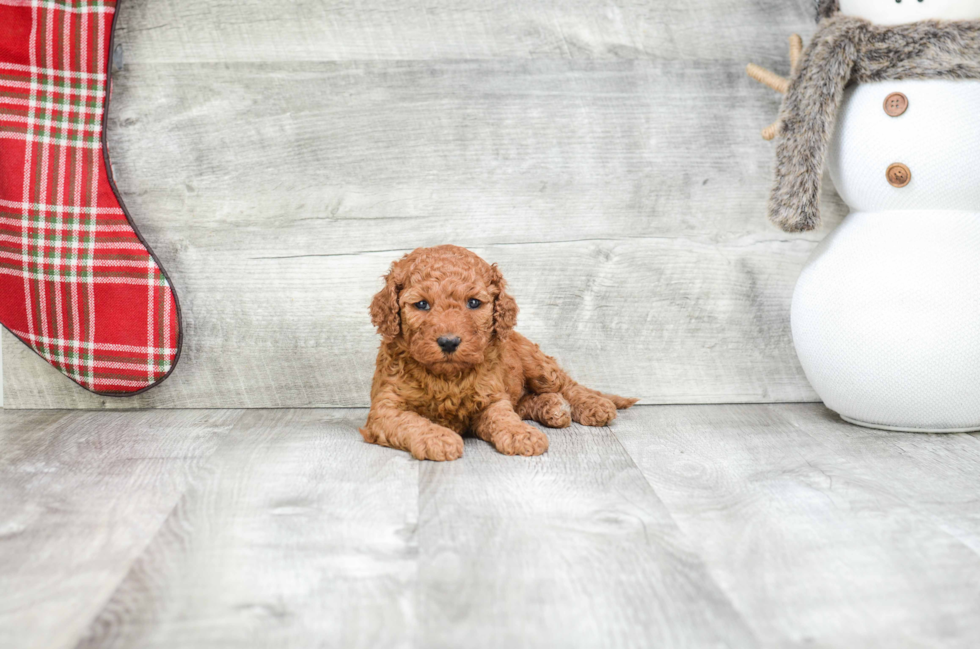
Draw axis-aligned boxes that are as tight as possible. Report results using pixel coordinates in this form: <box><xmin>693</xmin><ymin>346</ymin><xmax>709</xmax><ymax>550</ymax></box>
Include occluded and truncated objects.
<box><xmin>571</xmin><ymin>396</ymin><xmax>618</xmax><ymax>427</ymax></box>
<box><xmin>412</xmin><ymin>430</ymin><xmax>464</xmax><ymax>461</ymax></box>
<box><xmin>494</xmin><ymin>425</ymin><xmax>549</xmax><ymax>457</ymax></box>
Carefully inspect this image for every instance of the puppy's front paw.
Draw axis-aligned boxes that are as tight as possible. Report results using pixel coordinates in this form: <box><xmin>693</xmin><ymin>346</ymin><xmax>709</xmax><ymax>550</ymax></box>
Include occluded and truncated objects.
<box><xmin>493</xmin><ymin>424</ymin><xmax>549</xmax><ymax>457</ymax></box>
<box><xmin>570</xmin><ymin>395</ymin><xmax>618</xmax><ymax>427</ymax></box>
<box><xmin>411</xmin><ymin>428</ymin><xmax>464</xmax><ymax>461</ymax></box>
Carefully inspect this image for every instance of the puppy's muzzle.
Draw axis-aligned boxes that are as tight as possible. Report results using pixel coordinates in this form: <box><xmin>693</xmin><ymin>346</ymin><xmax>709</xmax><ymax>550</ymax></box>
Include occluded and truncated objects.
<box><xmin>437</xmin><ymin>336</ymin><xmax>462</xmax><ymax>354</ymax></box>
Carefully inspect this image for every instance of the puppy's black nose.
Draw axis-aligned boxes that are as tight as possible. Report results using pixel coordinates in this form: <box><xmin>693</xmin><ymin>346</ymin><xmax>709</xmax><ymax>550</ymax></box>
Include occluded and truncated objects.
<box><xmin>437</xmin><ymin>336</ymin><xmax>461</xmax><ymax>353</ymax></box>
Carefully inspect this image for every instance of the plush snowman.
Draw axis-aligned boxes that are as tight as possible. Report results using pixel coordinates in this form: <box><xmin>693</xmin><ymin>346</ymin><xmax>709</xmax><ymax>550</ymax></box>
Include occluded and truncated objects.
<box><xmin>749</xmin><ymin>0</ymin><xmax>980</xmax><ymax>432</ymax></box>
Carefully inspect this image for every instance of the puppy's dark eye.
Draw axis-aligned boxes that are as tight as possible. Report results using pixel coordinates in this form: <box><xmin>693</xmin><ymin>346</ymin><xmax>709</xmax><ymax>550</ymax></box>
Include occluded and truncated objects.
<box><xmin>414</xmin><ymin>300</ymin><xmax>430</xmax><ymax>311</ymax></box>
<box><xmin>467</xmin><ymin>298</ymin><xmax>482</xmax><ymax>309</ymax></box>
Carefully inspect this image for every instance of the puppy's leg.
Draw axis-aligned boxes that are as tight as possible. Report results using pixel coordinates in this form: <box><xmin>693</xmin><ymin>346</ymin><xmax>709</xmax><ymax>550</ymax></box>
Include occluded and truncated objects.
<box><xmin>511</xmin><ymin>333</ymin><xmax>569</xmax><ymax>395</ymax></box>
<box><xmin>474</xmin><ymin>400</ymin><xmax>549</xmax><ymax>457</ymax></box>
<box><xmin>574</xmin><ymin>385</ymin><xmax>640</xmax><ymax>411</ymax></box>
<box><xmin>561</xmin><ymin>384</ymin><xmax>638</xmax><ymax>427</ymax></box>
<box><xmin>516</xmin><ymin>392</ymin><xmax>571</xmax><ymax>429</ymax></box>
<box><xmin>511</xmin><ymin>332</ymin><xmax>637</xmax><ymax>427</ymax></box>
<box><xmin>361</xmin><ymin>402</ymin><xmax>464</xmax><ymax>461</ymax></box>
<box><xmin>561</xmin><ymin>384</ymin><xmax>619</xmax><ymax>427</ymax></box>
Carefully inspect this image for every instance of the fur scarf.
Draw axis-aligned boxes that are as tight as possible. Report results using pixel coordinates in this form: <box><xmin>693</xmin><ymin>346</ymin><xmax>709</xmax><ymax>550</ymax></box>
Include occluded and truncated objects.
<box><xmin>817</xmin><ymin>0</ymin><xmax>839</xmax><ymax>21</ymax></box>
<box><xmin>769</xmin><ymin>14</ymin><xmax>980</xmax><ymax>232</ymax></box>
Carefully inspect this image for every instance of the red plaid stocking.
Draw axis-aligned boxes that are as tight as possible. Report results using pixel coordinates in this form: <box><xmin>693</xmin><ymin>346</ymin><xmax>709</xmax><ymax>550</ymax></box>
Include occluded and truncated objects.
<box><xmin>0</xmin><ymin>0</ymin><xmax>181</xmax><ymax>395</ymax></box>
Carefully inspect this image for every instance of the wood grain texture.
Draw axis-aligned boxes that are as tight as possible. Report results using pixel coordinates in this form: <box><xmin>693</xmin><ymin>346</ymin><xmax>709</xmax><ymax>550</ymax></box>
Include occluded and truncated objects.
<box><xmin>3</xmin><ymin>232</ymin><xmax>823</xmax><ymax>409</ymax></box>
<box><xmin>0</xmin><ymin>409</ymin><xmax>244</xmax><ymax>649</ymax></box>
<box><xmin>614</xmin><ymin>404</ymin><xmax>980</xmax><ymax>648</ymax></box>
<box><xmin>4</xmin><ymin>406</ymin><xmax>980</xmax><ymax>646</ymax></box>
<box><xmin>416</xmin><ymin>414</ymin><xmax>757</xmax><ymax>649</ymax></box>
<box><xmin>115</xmin><ymin>0</ymin><xmax>815</xmax><ymax>63</ymax></box>
<box><xmin>2</xmin><ymin>0</ymin><xmax>842</xmax><ymax>408</ymax></box>
<box><xmin>74</xmin><ymin>409</ymin><xmax>419</xmax><ymax>649</ymax></box>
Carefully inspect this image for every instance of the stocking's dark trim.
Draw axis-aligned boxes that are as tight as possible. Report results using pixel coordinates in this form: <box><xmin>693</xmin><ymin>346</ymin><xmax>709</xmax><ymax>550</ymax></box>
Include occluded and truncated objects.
<box><xmin>769</xmin><ymin>15</ymin><xmax>980</xmax><ymax>232</ymax></box>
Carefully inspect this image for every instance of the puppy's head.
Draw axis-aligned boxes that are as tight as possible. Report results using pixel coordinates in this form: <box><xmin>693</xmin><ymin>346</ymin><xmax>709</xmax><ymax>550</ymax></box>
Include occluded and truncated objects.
<box><xmin>370</xmin><ymin>245</ymin><xmax>518</xmax><ymax>375</ymax></box>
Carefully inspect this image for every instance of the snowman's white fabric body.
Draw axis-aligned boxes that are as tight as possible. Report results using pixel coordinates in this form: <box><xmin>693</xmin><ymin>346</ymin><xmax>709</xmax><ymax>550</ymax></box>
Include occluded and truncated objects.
<box><xmin>780</xmin><ymin>1</ymin><xmax>980</xmax><ymax>431</ymax></box>
<box><xmin>838</xmin><ymin>0</ymin><xmax>980</xmax><ymax>24</ymax></box>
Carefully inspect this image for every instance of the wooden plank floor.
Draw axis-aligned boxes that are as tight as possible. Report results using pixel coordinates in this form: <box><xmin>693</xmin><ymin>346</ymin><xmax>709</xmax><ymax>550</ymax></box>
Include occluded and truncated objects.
<box><xmin>2</xmin><ymin>405</ymin><xmax>979</xmax><ymax>648</ymax></box>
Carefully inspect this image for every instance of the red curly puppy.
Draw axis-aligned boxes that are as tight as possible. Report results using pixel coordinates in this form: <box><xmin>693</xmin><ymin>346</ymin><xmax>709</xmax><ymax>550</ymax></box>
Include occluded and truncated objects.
<box><xmin>361</xmin><ymin>245</ymin><xmax>637</xmax><ymax>461</ymax></box>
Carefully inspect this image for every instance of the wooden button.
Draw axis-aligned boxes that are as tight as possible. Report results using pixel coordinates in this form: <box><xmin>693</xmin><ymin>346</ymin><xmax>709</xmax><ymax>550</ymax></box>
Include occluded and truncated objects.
<box><xmin>886</xmin><ymin>163</ymin><xmax>911</xmax><ymax>188</ymax></box>
<box><xmin>883</xmin><ymin>92</ymin><xmax>908</xmax><ymax>117</ymax></box>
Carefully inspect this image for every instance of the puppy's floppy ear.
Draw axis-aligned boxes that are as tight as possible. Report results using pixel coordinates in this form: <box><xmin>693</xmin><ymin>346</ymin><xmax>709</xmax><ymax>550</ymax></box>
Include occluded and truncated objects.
<box><xmin>370</xmin><ymin>263</ymin><xmax>403</xmax><ymax>342</ymax></box>
<box><xmin>489</xmin><ymin>263</ymin><xmax>518</xmax><ymax>337</ymax></box>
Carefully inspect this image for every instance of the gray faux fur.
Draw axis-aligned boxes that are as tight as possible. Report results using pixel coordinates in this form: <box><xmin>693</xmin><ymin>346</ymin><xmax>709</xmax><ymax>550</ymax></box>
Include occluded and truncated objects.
<box><xmin>770</xmin><ymin>15</ymin><xmax>980</xmax><ymax>232</ymax></box>
<box><xmin>817</xmin><ymin>0</ymin><xmax>839</xmax><ymax>21</ymax></box>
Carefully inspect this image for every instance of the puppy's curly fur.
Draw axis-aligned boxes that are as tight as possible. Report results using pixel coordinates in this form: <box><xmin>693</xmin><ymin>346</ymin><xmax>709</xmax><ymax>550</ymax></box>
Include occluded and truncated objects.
<box><xmin>360</xmin><ymin>245</ymin><xmax>637</xmax><ymax>461</ymax></box>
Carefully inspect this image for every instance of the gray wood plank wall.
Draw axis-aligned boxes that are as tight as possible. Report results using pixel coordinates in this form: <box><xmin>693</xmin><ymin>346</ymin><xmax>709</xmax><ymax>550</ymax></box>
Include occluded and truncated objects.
<box><xmin>1</xmin><ymin>0</ymin><xmax>842</xmax><ymax>408</ymax></box>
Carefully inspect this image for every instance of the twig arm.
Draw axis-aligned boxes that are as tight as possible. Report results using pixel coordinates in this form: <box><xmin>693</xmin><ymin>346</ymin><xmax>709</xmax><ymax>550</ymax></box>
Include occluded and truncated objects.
<box><xmin>746</xmin><ymin>63</ymin><xmax>789</xmax><ymax>94</ymax></box>
<box><xmin>746</xmin><ymin>34</ymin><xmax>804</xmax><ymax>140</ymax></box>
<box><xmin>789</xmin><ymin>34</ymin><xmax>803</xmax><ymax>74</ymax></box>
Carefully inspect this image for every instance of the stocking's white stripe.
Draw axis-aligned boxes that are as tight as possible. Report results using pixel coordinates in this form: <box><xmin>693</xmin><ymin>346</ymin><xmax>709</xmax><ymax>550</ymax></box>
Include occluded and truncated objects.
<box><xmin>0</xmin><ymin>1</ymin><xmax>115</xmax><ymax>15</ymax></box>
<box><xmin>0</xmin><ymin>61</ymin><xmax>106</xmax><ymax>80</ymax></box>
<box><xmin>0</xmin><ymin>96</ymin><xmax>103</xmax><ymax>115</ymax></box>
<box><xmin>0</xmin><ymin>265</ymin><xmax>167</xmax><ymax>286</ymax></box>
<box><xmin>0</xmin><ymin>131</ymin><xmax>102</xmax><ymax>148</ymax></box>
<box><xmin>0</xmin><ymin>216</ymin><xmax>132</xmax><ymax>231</ymax></box>
<box><xmin>0</xmin><ymin>233</ymin><xmax>146</xmax><ymax>249</ymax></box>
<box><xmin>21</xmin><ymin>0</ymin><xmax>39</xmax><ymax>343</ymax></box>
<box><xmin>0</xmin><ymin>113</ymin><xmax>102</xmax><ymax>132</ymax></box>
<box><xmin>0</xmin><ymin>198</ymin><xmax>123</xmax><ymax>214</ymax></box>
<box><xmin>7</xmin><ymin>327</ymin><xmax>177</xmax><ymax>354</ymax></box>
<box><xmin>0</xmin><ymin>78</ymin><xmax>104</xmax><ymax>97</ymax></box>
<box><xmin>0</xmin><ymin>249</ymin><xmax>164</xmax><ymax>268</ymax></box>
